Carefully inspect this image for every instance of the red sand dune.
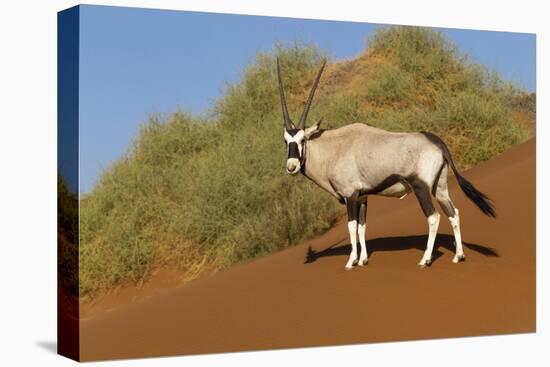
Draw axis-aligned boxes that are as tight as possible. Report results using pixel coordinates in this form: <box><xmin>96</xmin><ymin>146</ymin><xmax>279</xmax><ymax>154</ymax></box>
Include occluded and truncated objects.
<box><xmin>80</xmin><ymin>138</ymin><xmax>536</xmax><ymax>361</ymax></box>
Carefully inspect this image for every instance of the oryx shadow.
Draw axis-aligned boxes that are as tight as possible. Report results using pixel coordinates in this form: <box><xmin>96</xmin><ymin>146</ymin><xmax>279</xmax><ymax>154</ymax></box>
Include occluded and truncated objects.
<box><xmin>304</xmin><ymin>234</ymin><xmax>498</xmax><ymax>264</ymax></box>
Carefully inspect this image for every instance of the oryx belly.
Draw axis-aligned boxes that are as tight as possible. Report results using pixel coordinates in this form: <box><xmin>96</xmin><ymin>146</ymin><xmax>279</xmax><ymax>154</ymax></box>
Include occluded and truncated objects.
<box><xmin>377</xmin><ymin>182</ymin><xmax>411</xmax><ymax>199</ymax></box>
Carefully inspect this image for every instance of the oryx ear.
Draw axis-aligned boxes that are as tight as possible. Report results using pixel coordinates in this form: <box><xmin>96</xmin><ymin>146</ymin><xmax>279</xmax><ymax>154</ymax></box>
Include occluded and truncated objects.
<box><xmin>304</xmin><ymin>119</ymin><xmax>322</xmax><ymax>139</ymax></box>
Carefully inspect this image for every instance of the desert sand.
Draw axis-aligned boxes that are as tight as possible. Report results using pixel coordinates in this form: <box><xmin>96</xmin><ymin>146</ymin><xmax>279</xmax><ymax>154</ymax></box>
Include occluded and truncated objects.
<box><xmin>79</xmin><ymin>138</ymin><xmax>535</xmax><ymax>361</ymax></box>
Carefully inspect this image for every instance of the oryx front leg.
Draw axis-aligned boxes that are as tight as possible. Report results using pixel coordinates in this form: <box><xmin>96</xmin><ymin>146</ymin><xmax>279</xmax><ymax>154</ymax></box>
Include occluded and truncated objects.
<box><xmin>357</xmin><ymin>201</ymin><xmax>368</xmax><ymax>266</ymax></box>
<box><xmin>344</xmin><ymin>195</ymin><xmax>360</xmax><ymax>270</ymax></box>
<box><xmin>345</xmin><ymin>220</ymin><xmax>358</xmax><ymax>270</ymax></box>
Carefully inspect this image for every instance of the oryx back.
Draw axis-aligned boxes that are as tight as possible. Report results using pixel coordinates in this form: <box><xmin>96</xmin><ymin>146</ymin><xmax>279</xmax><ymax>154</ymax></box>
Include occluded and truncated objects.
<box><xmin>305</xmin><ymin>123</ymin><xmax>444</xmax><ymax>201</ymax></box>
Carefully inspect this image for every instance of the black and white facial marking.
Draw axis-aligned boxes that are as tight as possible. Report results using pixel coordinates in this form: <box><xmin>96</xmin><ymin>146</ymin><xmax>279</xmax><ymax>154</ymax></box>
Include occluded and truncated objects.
<box><xmin>277</xmin><ymin>57</ymin><xmax>326</xmax><ymax>175</ymax></box>
<box><xmin>284</xmin><ymin>128</ymin><xmax>305</xmax><ymax>174</ymax></box>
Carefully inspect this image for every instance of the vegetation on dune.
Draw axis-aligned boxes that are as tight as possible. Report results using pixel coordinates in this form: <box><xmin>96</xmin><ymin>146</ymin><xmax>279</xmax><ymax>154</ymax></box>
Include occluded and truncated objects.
<box><xmin>58</xmin><ymin>175</ymin><xmax>79</xmax><ymax>296</ymax></box>
<box><xmin>80</xmin><ymin>26</ymin><xmax>534</xmax><ymax>297</ymax></box>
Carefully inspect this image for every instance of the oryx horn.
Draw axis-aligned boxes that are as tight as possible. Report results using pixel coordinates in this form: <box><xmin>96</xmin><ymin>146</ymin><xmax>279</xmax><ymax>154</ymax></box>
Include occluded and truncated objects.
<box><xmin>298</xmin><ymin>59</ymin><xmax>327</xmax><ymax>130</ymax></box>
<box><xmin>277</xmin><ymin>57</ymin><xmax>295</xmax><ymax>130</ymax></box>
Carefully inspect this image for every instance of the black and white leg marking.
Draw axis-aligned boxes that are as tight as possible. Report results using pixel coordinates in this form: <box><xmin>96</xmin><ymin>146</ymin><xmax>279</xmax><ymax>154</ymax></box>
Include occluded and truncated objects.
<box><xmin>435</xmin><ymin>165</ymin><xmax>465</xmax><ymax>263</ymax></box>
<box><xmin>344</xmin><ymin>194</ymin><xmax>360</xmax><ymax>270</ymax></box>
<box><xmin>357</xmin><ymin>201</ymin><xmax>368</xmax><ymax>266</ymax></box>
<box><xmin>449</xmin><ymin>209</ymin><xmax>465</xmax><ymax>263</ymax></box>
<box><xmin>409</xmin><ymin>176</ymin><xmax>440</xmax><ymax>268</ymax></box>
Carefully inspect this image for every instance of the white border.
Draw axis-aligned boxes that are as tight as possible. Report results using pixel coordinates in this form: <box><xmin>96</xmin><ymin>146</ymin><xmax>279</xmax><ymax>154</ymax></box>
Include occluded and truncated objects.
<box><xmin>0</xmin><ymin>1</ymin><xmax>547</xmax><ymax>366</ymax></box>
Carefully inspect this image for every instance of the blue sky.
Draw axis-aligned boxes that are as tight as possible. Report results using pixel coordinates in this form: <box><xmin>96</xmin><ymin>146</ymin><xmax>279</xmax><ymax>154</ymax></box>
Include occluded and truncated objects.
<box><xmin>79</xmin><ymin>5</ymin><xmax>536</xmax><ymax>194</ymax></box>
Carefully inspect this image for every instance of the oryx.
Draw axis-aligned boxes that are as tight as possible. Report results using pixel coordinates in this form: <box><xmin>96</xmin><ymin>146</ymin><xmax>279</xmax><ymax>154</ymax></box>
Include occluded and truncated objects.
<box><xmin>277</xmin><ymin>58</ymin><xmax>496</xmax><ymax>269</ymax></box>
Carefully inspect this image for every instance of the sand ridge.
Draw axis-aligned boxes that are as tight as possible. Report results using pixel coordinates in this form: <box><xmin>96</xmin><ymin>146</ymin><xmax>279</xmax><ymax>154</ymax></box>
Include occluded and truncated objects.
<box><xmin>80</xmin><ymin>138</ymin><xmax>535</xmax><ymax>361</ymax></box>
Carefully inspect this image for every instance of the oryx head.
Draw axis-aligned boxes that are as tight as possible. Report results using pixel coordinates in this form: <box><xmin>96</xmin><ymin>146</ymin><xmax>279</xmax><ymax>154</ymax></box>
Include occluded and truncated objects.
<box><xmin>277</xmin><ymin>57</ymin><xmax>326</xmax><ymax>174</ymax></box>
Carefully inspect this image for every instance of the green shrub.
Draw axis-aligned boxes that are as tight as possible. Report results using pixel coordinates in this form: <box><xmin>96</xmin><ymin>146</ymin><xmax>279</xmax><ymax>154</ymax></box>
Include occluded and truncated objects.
<box><xmin>364</xmin><ymin>63</ymin><xmax>414</xmax><ymax>106</ymax></box>
<box><xmin>58</xmin><ymin>175</ymin><xmax>79</xmax><ymax>296</ymax></box>
<box><xmin>369</xmin><ymin>26</ymin><xmax>462</xmax><ymax>81</ymax></box>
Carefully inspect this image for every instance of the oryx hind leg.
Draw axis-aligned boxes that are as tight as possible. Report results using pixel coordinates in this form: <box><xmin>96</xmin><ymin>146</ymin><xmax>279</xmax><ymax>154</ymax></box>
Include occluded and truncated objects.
<box><xmin>435</xmin><ymin>165</ymin><xmax>465</xmax><ymax>263</ymax></box>
<box><xmin>410</xmin><ymin>177</ymin><xmax>440</xmax><ymax>267</ymax></box>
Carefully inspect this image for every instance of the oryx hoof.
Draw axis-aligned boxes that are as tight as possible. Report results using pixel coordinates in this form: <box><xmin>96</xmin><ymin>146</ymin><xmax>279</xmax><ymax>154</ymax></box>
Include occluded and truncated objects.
<box><xmin>345</xmin><ymin>265</ymin><xmax>354</xmax><ymax>271</ymax></box>
<box><xmin>418</xmin><ymin>258</ymin><xmax>432</xmax><ymax>268</ymax></box>
<box><xmin>357</xmin><ymin>258</ymin><xmax>368</xmax><ymax>266</ymax></box>
<box><xmin>452</xmin><ymin>254</ymin><xmax>465</xmax><ymax>264</ymax></box>
<box><xmin>345</xmin><ymin>257</ymin><xmax>359</xmax><ymax>270</ymax></box>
